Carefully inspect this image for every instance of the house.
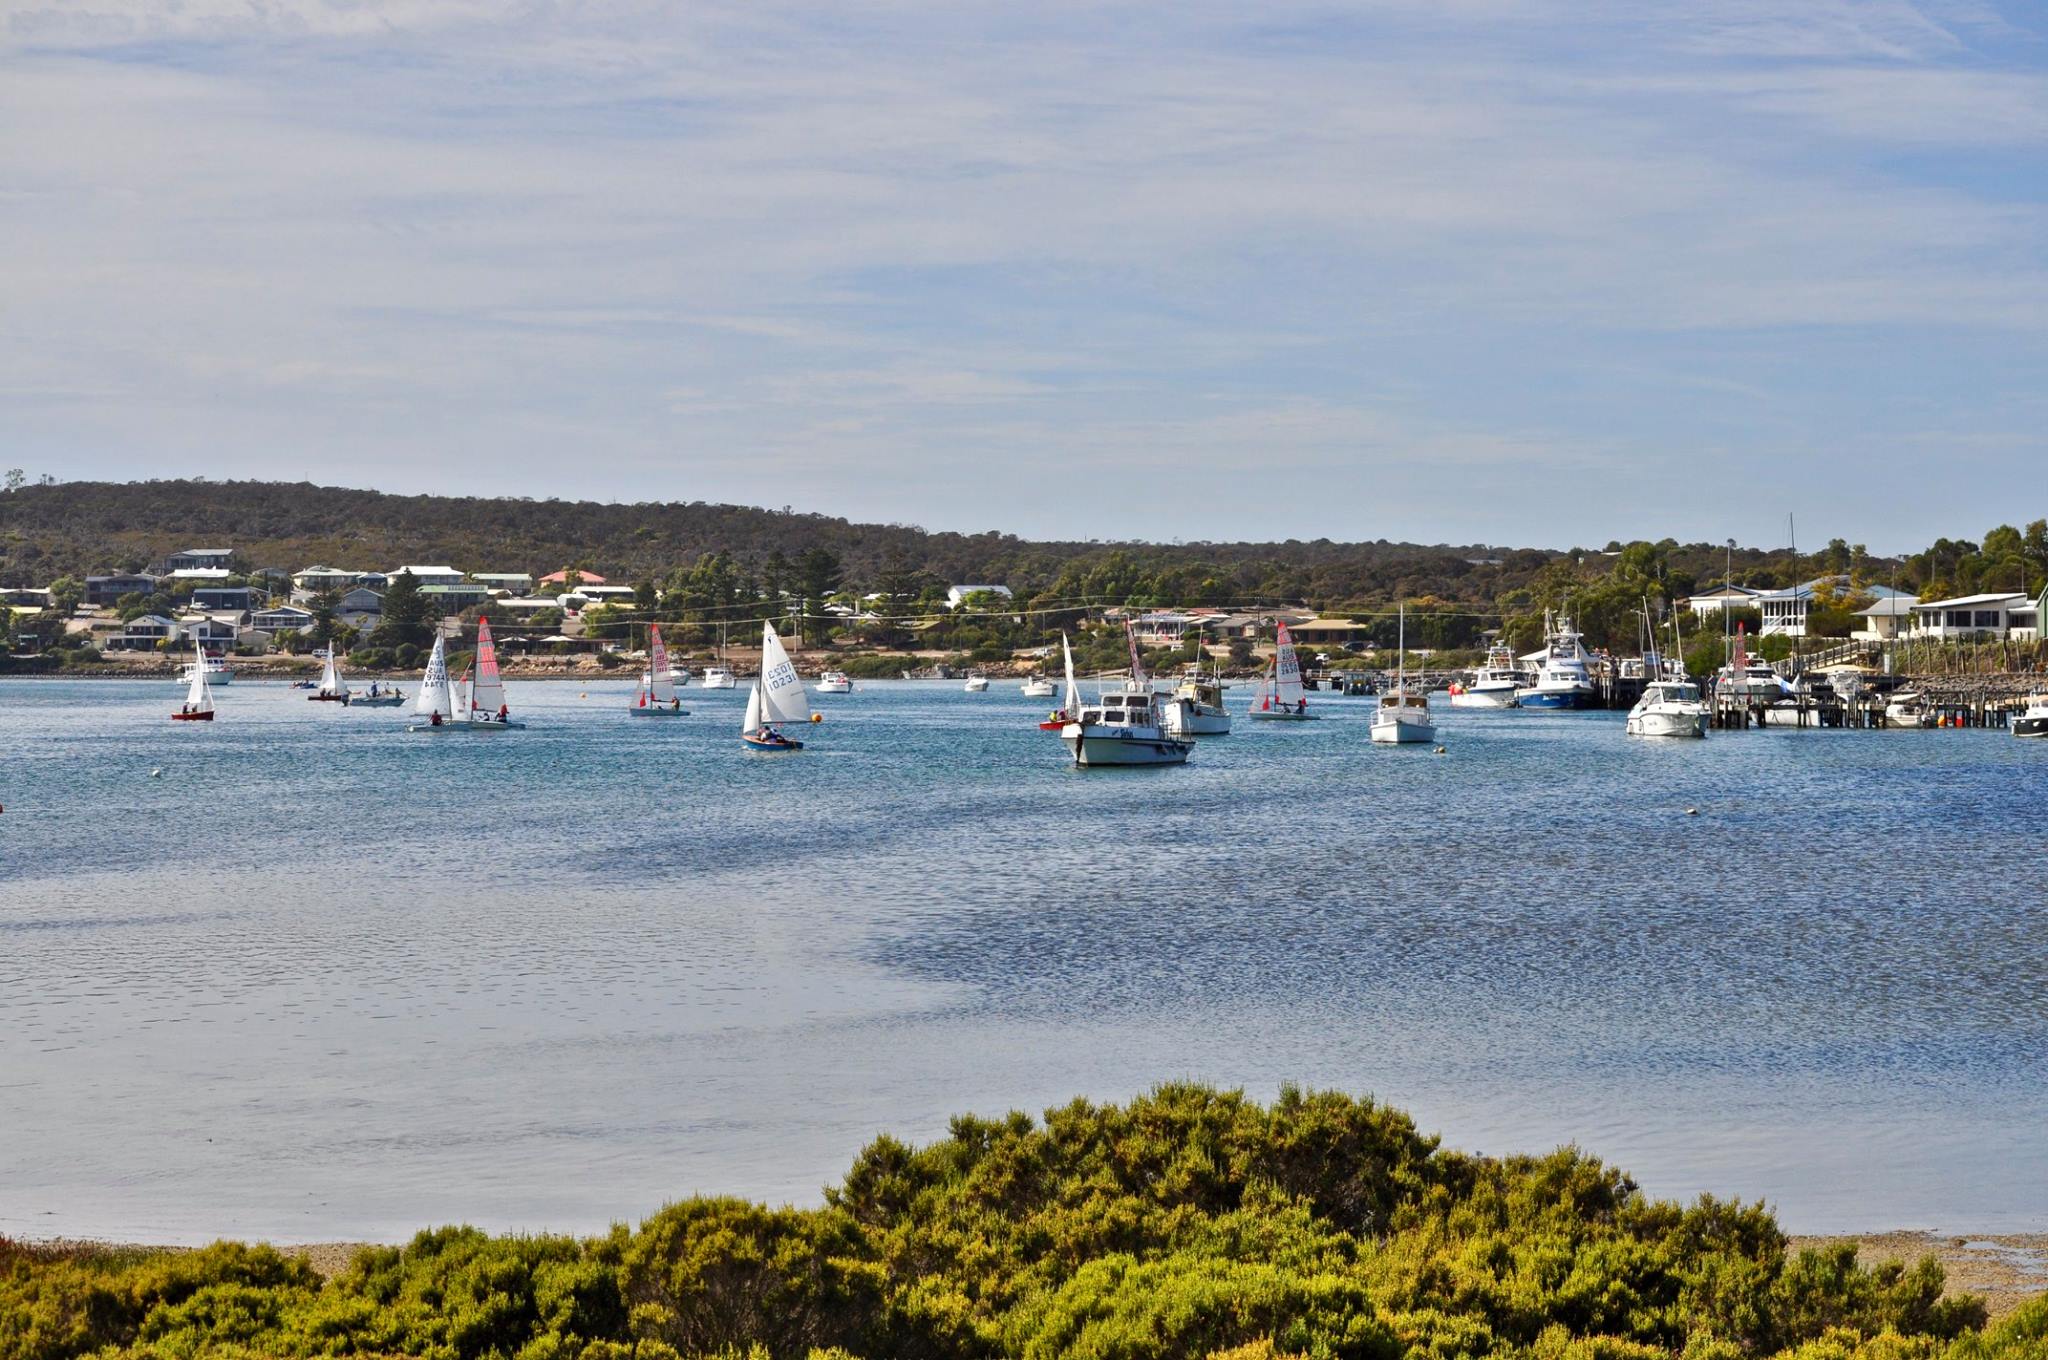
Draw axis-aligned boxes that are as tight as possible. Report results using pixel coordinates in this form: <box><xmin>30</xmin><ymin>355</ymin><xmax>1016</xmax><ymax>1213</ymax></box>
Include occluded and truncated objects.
<box><xmin>539</xmin><ymin>569</ymin><xmax>606</xmax><ymax>587</ymax></box>
<box><xmin>0</xmin><ymin>587</ymin><xmax>50</xmax><ymax>609</ymax></box>
<box><xmin>420</xmin><ymin>583</ymin><xmax>492</xmax><ymax>611</ymax></box>
<box><xmin>1750</xmin><ymin>578</ymin><xmax>1911</xmax><ymax>638</ymax></box>
<box><xmin>1685</xmin><ymin>584</ymin><xmax>1764</xmax><ymax>617</ymax></box>
<box><xmin>292</xmin><ymin>565</ymin><xmax>360</xmax><ymax>593</ymax></box>
<box><xmin>471</xmin><ymin>572</ymin><xmax>534</xmax><ymax>594</ymax></box>
<box><xmin>85</xmin><ymin>573</ymin><xmax>161</xmax><ymax>605</ymax></box>
<box><xmin>1132</xmin><ymin>611</ymin><xmax>1194</xmax><ymax>643</ymax></box>
<box><xmin>389</xmin><ymin>565</ymin><xmax>465</xmax><ymax>587</ymax></box>
<box><xmin>1289</xmin><ymin>616</ymin><xmax>1377</xmax><ymax>648</ymax></box>
<box><xmin>946</xmin><ymin>584</ymin><xmax>1012</xmax><ymax>608</ymax></box>
<box><xmin>111</xmin><ymin>614</ymin><xmax>178</xmax><ymax>650</ymax></box>
<box><xmin>1908</xmin><ymin>592</ymin><xmax>2041</xmax><ymax>641</ymax></box>
<box><xmin>576</xmin><ymin>584</ymin><xmax>638</xmax><ymax>603</ymax></box>
<box><xmin>169</xmin><ymin>567</ymin><xmax>234</xmax><ymax>583</ymax></box>
<box><xmin>177</xmin><ymin>617</ymin><xmax>241</xmax><ymax>650</ymax></box>
<box><xmin>190</xmin><ymin>586</ymin><xmax>261</xmax><ymax>612</ymax></box>
<box><xmin>338</xmin><ymin>586</ymin><xmax>384</xmax><ymax>612</ymax></box>
<box><xmin>162</xmin><ymin>548</ymin><xmax>234</xmax><ymax>572</ymax></box>
<box><xmin>251</xmin><ymin>605</ymin><xmax>316</xmax><ymax>636</ymax></box>
<box><xmin>1853</xmin><ymin>595</ymin><xmax>1919</xmax><ymax>642</ymax></box>
<box><xmin>494</xmin><ymin>596</ymin><xmax>564</xmax><ymax>618</ymax></box>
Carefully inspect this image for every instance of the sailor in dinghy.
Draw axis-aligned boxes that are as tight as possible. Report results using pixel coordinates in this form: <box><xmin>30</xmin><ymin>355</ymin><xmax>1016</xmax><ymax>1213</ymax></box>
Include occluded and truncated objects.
<box><xmin>741</xmin><ymin>621</ymin><xmax>818</xmax><ymax>751</ymax></box>
<box><xmin>630</xmin><ymin>624</ymin><xmax>688</xmax><ymax>716</ymax></box>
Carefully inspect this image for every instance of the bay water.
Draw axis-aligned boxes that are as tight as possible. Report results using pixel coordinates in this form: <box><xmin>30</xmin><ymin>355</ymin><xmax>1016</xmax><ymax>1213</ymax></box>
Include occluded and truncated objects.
<box><xmin>2</xmin><ymin>677</ymin><xmax>2043</xmax><ymax>1242</ymax></box>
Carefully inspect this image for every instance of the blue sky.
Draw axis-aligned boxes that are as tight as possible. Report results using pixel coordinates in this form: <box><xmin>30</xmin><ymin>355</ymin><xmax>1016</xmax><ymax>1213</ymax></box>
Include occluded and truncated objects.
<box><xmin>3</xmin><ymin>1</ymin><xmax>2043</xmax><ymax>550</ymax></box>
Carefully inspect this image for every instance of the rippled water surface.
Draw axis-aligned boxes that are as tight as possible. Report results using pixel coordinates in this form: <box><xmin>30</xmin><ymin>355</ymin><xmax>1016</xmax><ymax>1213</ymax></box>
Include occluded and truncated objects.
<box><xmin>3</xmin><ymin>677</ymin><xmax>2044</xmax><ymax>1241</ymax></box>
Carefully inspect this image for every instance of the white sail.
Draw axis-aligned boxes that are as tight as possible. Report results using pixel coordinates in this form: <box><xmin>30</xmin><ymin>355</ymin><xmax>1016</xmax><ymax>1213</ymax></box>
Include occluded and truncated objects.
<box><xmin>1273</xmin><ymin>623</ymin><xmax>1304</xmax><ymax>706</ymax></box>
<box><xmin>184</xmin><ymin>639</ymin><xmax>212</xmax><ymax>711</ymax></box>
<box><xmin>415</xmin><ymin>635</ymin><xmax>455</xmax><ymax>718</ymax></box>
<box><xmin>757</xmin><ymin>622</ymin><xmax>809</xmax><ymax>724</ymax></box>
<box><xmin>648</xmin><ymin>625</ymin><xmax>675</xmax><ymax>704</ymax></box>
<box><xmin>318</xmin><ymin>647</ymin><xmax>346</xmax><ymax>697</ymax></box>
<box><xmin>1061</xmin><ymin>632</ymin><xmax>1080</xmax><ymax>713</ymax></box>
<box><xmin>741</xmin><ymin>681</ymin><xmax>763</xmax><ymax>733</ymax></box>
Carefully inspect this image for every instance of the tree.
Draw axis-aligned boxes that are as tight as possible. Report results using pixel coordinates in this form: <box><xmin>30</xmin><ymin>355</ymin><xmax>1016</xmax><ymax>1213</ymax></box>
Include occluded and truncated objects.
<box><xmin>799</xmin><ymin>547</ymin><xmax>842</xmax><ymax>610</ymax></box>
<box><xmin>371</xmin><ymin>571</ymin><xmax>438</xmax><ymax>650</ymax></box>
<box><xmin>3</xmin><ymin>468</ymin><xmax>23</xmax><ymax>492</ymax></box>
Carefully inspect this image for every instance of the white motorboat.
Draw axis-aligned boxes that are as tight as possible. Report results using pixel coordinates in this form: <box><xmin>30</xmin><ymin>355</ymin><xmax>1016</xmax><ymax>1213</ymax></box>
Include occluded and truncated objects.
<box><xmin>1627</xmin><ymin>680</ymin><xmax>1709</xmax><ymax>738</ymax></box>
<box><xmin>1369</xmin><ymin>603</ymin><xmax>1436</xmax><ymax>744</ymax></box>
<box><xmin>2012</xmin><ymin>694</ymin><xmax>2048</xmax><ymax>738</ymax></box>
<box><xmin>1714</xmin><ymin>624</ymin><xmax>1793</xmax><ymax>703</ymax></box>
<box><xmin>631</xmin><ymin>624</ymin><xmax>688</xmax><ymax>716</ymax></box>
<box><xmin>699</xmin><ymin>666</ymin><xmax>736</xmax><ymax>690</ymax></box>
<box><xmin>1020</xmin><ymin>676</ymin><xmax>1056</xmax><ymax>698</ymax></box>
<box><xmin>963</xmin><ymin>671</ymin><xmax>991</xmax><ymax>692</ymax></box>
<box><xmin>1161</xmin><ymin>663</ymin><xmax>1231</xmax><ymax>737</ymax></box>
<box><xmin>177</xmin><ymin>653</ymin><xmax>234</xmax><ymax>687</ymax></box>
<box><xmin>1247</xmin><ymin>621</ymin><xmax>1316</xmax><ymax>720</ymax></box>
<box><xmin>1448</xmin><ymin>644</ymin><xmax>1525</xmax><ymax>709</ymax></box>
<box><xmin>1061</xmin><ymin>684</ymin><xmax>1193</xmax><ymax>766</ymax></box>
<box><xmin>816</xmin><ymin>670</ymin><xmax>853</xmax><ymax>694</ymax></box>
<box><xmin>1516</xmin><ymin>613</ymin><xmax>1599</xmax><ymax>709</ymax></box>
<box><xmin>741</xmin><ymin>622</ymin><xmax>813</xmax><ymax>751</ymax></box>
<box><xmin>1884</xmin><ymin>690</ymin><xmax>1934</xmax><ymax>729</ymax></box>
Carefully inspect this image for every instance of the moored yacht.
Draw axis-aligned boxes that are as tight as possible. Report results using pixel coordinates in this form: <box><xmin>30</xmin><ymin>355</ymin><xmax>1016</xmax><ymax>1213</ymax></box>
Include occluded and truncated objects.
<box><xmin>1517</xmin><ymin>614</ymin><xmax>1599</xmax><ymax>709</ymax></box>
<box><xmin>699</xmin><ymin>665</ymin><xmax>736</xmax><ymax>689</ymax></box>
<box><xmin>1061</xmin><ymin>685</ymin><xmax>1194</xmax><ymax>766</ymax></box>
<box><xmin>1020</xmin><ymin>675</ymin><xmax>1056</xmax><ymax>698</ymax></box>
<box><xmin>1161</xmin><ymin>660</ymin><xmax>1231</xmax><ymax>737</ymax></box>
<box><xmin>1884</xmin><ymin>690</ymin><xmax>1934</xmax><ymax>729</ymax></box>
<box><xmin>177</xmin><ymin>653</ymin><xmax>234</xmax><ymax>687</ymax></box>
<box><xmin>816</xmin><ymin>670</ymin><xmax>853</xmax><ymax>694</ymax></box>
<box><xmin>963</xmin><ymin>671</ymin><xmax>991</xmax><ymax>692</ymax></box>
<box><xmin>2012</xmin><ymin>695</ymin><xmax>2048</xmax><ymax>738</ymax></box>
<box><xmin>1369</xmin><ymin>603</ymin><xmax>1436</xmax><ymax>744</ymax></box>
<box><xmin>1448</xmin><ymin>644</ymin><xmax>1525</xmax><ymax>709</ymax></box>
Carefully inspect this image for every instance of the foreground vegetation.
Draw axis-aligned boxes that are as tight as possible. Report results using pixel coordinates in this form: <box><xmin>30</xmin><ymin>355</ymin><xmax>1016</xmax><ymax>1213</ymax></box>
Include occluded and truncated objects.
<box><xmin>5</xmin><ymin>1086</ymin><xmax>2043</xmax><ymax>1360</ymax></box>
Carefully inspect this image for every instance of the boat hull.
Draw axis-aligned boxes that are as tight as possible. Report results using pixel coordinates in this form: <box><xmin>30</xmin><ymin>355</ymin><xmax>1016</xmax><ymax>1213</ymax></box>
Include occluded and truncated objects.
<box><xmin>1247</xmin><ymin>709</ymin><xmax>1316</xmax><ymax>722</ymax></box>
<box><xmin>170</xmin><ymin>711</ymin><xmax>214</xmax><ymax>722</ymax></box>
<box><xmin>407</xmin><ymin>719</ymin><xmax>526</xmax><ymax>732</ymax></box>
<box><xmin>629</xmin><ymin>706</ymin><xmax>688</xmax><ymax>717</ymax></box>
<box><xmin>741</xmin><ymin>734</ymin><xmax>803</xmax><ymax>751</ymax></box>
<box><xmin>2011</xmin><ymin>715</ymin><xmax>2048</xmax><ymax>738</ymax></box>
<box><xmin>1369</xmin><ymin>716</ymin><xmax>1436</xmax><ymax>744</ymax></box>
<box><xmin>350</xmin><ymin>695</ymin><xmax>405</xmax><ymax>707</ymax></box>
<box><xmin>1061</xmin><ymin>726</ymin><xmax>1192</xmax><ymax>766</ymax></box>
<box><xmin>1164</xmin><ymin>710</ymin><xmax>1232</xmax><ymax>736</ymax></box>
<box><xmin>1516</xmin><ymin>687</ymin><xmax>1598</xmax><ymax>710</ymax></box>
<box><xmin>1449</xmin><ymin>689</ymin><xmax>1517</xmax><ymax>709</ymax></box>
<box><xmin>1627</xmin><ymin>711</ymin><xmax>1708</xmax><ymax>738</ymax></box>
<box><xmin>308</xmin><ymin>693</ymin><xmax>349</xmax><ymax>703</ymax></box>
<box><xmin>1020</xmin><ymin>683</ymin><xmax>1056</xmax><ymax>698</ymax></box>
<box><xmin>816</xmin><ymin>682</ymin><xmax>853</xmax><ymax>694</ymax></box>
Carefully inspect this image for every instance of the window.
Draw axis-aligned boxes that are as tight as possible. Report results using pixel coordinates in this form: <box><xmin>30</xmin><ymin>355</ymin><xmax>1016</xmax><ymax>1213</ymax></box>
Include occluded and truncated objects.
<box><xmin>1975</xmin><ymin>611</ymin><xmax>2002</xmax><ymax>628</ymax></box>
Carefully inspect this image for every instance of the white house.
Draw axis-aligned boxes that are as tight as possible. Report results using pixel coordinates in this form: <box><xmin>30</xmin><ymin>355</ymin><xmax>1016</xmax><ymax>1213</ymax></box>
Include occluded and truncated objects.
<box><xmin>470</xmin><ymin>572</ymin><xmax>534</xmax><ymax>594</ymax></box>
<box><xmin>1909</xmin><ymin>592</ymin><xmax>2041</xmax><ymax>641</ymax></box>
<box><xmin>169</xmin><ymin>567</ymin><xmax>234</xmax><ymax>582</ymax></box>
<box><xmin>1751</xmin><ymin>579</ymin><xmax>1911</xmax><ymax>638</ymax></box>
<box><xmin>947</xmin><ymin>584</ymin><xmax>1012</xmax><ymax>608</ymax></box>
<box><xmin>252</xmin><ymin>605</ymin><xmax>316</xmax><ymax>636</ymax></box>
<box><xmin>163</xmin><ymin>548</ymin><xmax>234</xmax><ymax>572</ymax></box>
<box><xmin>1853</xmin><ymin>595</ymin><xmax>1918</xmax><ymax>642</ymax></box>
<box><xmin>1685</xmin><ymin>584</ymin><xmax>1764</xmax><ymax>617</ymax></box>
<box><xmin>293</xmin><ymin>565</ymin><xmax>360</xmax><ymax>593</ymax></box>
<box><xmin>389</xmin><ymin>565</ymin><xmax>465</xmax><ymax>587</ymax></box>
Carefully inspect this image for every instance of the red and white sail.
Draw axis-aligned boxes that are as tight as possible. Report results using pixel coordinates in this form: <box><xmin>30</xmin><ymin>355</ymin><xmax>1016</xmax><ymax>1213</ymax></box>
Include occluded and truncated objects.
<box><xmin>470</xmin><ymin>617</ymin><xmax>506</xmax><ymax>717</ymax></box>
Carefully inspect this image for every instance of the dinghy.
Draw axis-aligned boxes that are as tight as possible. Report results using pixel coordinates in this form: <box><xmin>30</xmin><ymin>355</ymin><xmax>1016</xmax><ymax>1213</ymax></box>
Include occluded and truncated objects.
<box><xmin>462</xmin><ymin>617</ymin><xmax>524</xmax><ymax>728</ymax></box>
<box><xmin>406</xmin><ymin>635</ymin><xmax>463</xmax><ymax>731</ymax></box>
<box><xmin>171</xmin><ymin>638</ymin><xmax>215</xmax><ymax>721</ymax></box>
<box><xmin>1248</xmin><ymin>622</ymin><xmax>1316</xmax><ymax>720</ymax></box>
<box><xmin>741</xmin><ymin>621</ymin><xmax>815</xmax><ymax>751</ymax></box>
<box><xmin>309</xmin><ymin>646</ymin><xmax>351</xmax><ymax>703</ymax></box>
<box><xmin>631</xmin><ymin>624</ymin><xmax>688</xmax><ymax>716</ymax></box>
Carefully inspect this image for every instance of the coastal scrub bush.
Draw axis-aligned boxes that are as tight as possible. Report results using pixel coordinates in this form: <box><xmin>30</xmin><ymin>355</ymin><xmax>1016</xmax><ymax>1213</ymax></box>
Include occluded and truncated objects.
<box><xmin>2</xmin><ymin>1087</ymin><xmax>2038</xmax><ymax>1360</ymax></box>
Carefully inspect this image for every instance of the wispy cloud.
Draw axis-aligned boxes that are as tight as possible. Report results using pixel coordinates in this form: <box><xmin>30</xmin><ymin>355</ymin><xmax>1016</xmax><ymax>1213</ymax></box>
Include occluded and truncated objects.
<box><xmin>2</xmin><ymin>0</ymin><xmax>2043</xmax><ymax>548</ymax></box>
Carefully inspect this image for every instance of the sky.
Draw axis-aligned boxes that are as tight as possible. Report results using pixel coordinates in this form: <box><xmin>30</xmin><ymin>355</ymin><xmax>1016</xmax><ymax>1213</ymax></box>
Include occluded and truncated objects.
<box><xmin>2</xmin><ymin>1</ymin><xmax>2044</xmax><ymax>551</ymax></box>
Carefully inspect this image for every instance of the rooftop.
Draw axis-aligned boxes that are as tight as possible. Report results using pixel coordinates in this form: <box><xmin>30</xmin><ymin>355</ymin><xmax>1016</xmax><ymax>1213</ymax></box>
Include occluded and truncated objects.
<box><xmin>1914</xmin><ymin>592</ymin><xmax>2030</xmax><ymax>609</ymax></box>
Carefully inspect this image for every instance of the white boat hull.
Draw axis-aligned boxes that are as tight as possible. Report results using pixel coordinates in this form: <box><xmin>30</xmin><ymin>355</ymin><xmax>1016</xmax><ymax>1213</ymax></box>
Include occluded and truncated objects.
<box><xmin>1061</xmin><ymin>725</ymin><xmax>1192</xmax><ymax>766</ymax></box>
<box><xmin>700</xmin><ymin>671</ymin><xmax>736</xmax><ymax>690</ymax></box>
<box><xmin>1448</xmin><ymin>688</ymin><xmax>1517</xmax><ymax>709</ymax></box>
<box><xmin>1627</xmin><ymin>710</ymin><xmax>1708</xmax><ymax>738</ymax></box>
<box><xmin>1163</xmin><ymin>703</ymin><xmax>1232</xmax><ymax>736</ymax></box>
<box><xmin>408</xmin><ymin>718</ymin><xmax>527</xmax><ymax>732</ymax></box>
<box><xmin>1369</xmin><ymin>713</ymin><xmax>1436</xmax><ymax>744</ymax></box>
<box><xmin>1020</xmin><ymin>681</ymin><xmax>1056</xmax><ymax>698</ymax></box>
<box><xmin>816</xmin><ymin>680</ymin><xmax>853</xmax><ymax>694</ymax></box>
<box><xmin>964</xmin><ymin>679</ymin><xmax>990</xmax><ymax>692</ymax></box>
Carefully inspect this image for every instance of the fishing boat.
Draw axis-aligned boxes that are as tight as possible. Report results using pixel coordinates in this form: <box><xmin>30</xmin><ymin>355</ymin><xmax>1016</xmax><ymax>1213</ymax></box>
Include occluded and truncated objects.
<box><xmin>1627</xmin><ymin>680</ymin><xmax>1709</xmax><ymax>738</ymax></box>
<box><xmin>2012</xmin><ymin>695</ymin><xmax>2048</xmax><ymax>738</ymax></box>
<box><xmin>631</xmin><ymin>624</ymin><xmax>688</xmax><ymax>716</ymax></box>
<box><xmin>700</xmin><ymin>623</ymin><xmax>737</xmax><ymax>688</ymax></box>
<box><xmin>1020</xmin><ymin>675</ymin><xmax>1056</xmax><ymax>698</ymax></box>
<box><xmin>963</xmin><ymin>671</ymin><xmax>991</xmax><ymax>692</ymax></box>
<box><xmin>1247</xmin><ymin>621</ymin><xmax>1315</xmax><ymax>720</ymax></box>
<box><xmin>816</xmin><ymin>670</ymin><xmax>853</xmax><ymax>694</ymax></box>
<box><xmin>1059</xmin><ymin>624</ymin><xmax>1192</xmax><ymax>766</ymax></box>
<box><xmin>171</xmin><ymin>638</ymin><xmax>215</xmax><ymax>721</ymax></box>
<box><xmin>1516</xmin><ymin>613</ymin><xmax>1599</xmax><ymax>709</ymax></box>
<box><xmin>1448</xmin><ymin>644</ymin><xmax>1525</xmax><ymax>709</ymax></box>
<box><xmin>177</xmin><ymin>653</ymin><xmax>234</xmax><ymax>687</ymax></box>
<box><xmin>309</xmin><ymin>647</ymin><xmax>351</xmax><ymax>703</ymax></box>
<box><xmin>1161</xmin><ymin>658</ymin><xmax>1231</xmax><ymax>736</ymax></box>
<box><xmin>1369</xmin><ymin>604</ymin><xmax>1436</xmax><ymax>744</ymax></box>
<box><xmin>742</xmin><ymin>621</ymin><xmax>815</xmax><ymax>751</ymax></box>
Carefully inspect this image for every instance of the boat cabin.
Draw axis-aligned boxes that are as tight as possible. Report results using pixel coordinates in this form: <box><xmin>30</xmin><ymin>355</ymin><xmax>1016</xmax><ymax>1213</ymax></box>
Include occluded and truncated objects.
<box><xmin>1077</xmin><ymin>688</ymin><xmax>1165</xmax><ymax>729</ymax></box>
<box><xmin>1640</xmin><ymin>681</ymin><xmax>1701</xmax><ymax>704</ymax></box>
<box><xmin>1379</xmin><ymin>691</ymin><xmax>1429</xmax><ymax>711</ymax></box>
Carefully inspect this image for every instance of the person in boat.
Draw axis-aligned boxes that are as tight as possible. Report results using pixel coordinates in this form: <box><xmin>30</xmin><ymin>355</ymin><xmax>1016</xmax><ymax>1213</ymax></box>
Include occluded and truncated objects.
<box><xmin>430</xmin><ymin>711</ymin><xmax>442</xmax><ymax>727</ymax></box>
<box><xmin>1296</xmin><ymin>697</ymin><xmax>1307</xmax><ymax>715</ymax></box>
<box><xmin>497</xmin><ymin>704</ymin><xmax>509</xmax><ymax>721</ymax></box>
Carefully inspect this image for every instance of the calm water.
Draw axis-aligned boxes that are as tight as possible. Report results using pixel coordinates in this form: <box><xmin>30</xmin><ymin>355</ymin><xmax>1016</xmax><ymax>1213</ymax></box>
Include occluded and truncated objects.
<box><xmin>2</xmin><ymin>676</ymin><xmax>2044</xmax><ymax>1243</ymax></box>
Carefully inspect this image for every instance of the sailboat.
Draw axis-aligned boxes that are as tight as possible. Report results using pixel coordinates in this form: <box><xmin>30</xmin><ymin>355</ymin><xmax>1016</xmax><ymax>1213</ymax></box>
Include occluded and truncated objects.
<box><xmin>1039</xmin><ymin>632</ymin><xmax>1082</xmax><ymax>730</ymax></box>
<box><xmin>1247</xmin><ymin>621</ymin><xmax>1315</xmax><ymax>720</ymax></box>
<box><xmin>406</xmin><ymin>634</ymin><xmax>462</xmax><ymax>731</ymax></box>
<box><xmin>1369</xmin><ymin>603</ymin><xmax>1436</xmax><ymax>744</ymax></box>
<box><xmin>631</xmin><ymin>624</ymin><xmax>688</xmax><ymax>716</ymax></box>
<box><xmin>741</xmin><ymin>621</ymin><xmax>815</xmax><ymax>750</ymax></box>
<box><xmin>464</xmin><ymin>617</ymin><xmax>523</xmax><ymax>727</ymax></box>
<box><xmin>171</xmin><ymin>637</ymin><xmax>215</xmax><ymax>721</ymax></box>
<box><xmin>700</xmin><ymin>622</ymin><xmax>737</xmax><ymax>689</ymax></box>
<box><xmin>309</xmin><ymin>646</ymin><xmax>351</xmax><ymax>703</ymax></box>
